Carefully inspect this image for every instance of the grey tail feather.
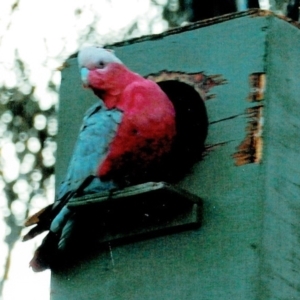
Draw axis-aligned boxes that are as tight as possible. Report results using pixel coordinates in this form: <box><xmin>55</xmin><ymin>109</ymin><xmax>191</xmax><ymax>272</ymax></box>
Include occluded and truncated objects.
<box><xmin>28</xmin><ymin>175</ymin><xmax>98</xmax><ymax>270</ymax></box>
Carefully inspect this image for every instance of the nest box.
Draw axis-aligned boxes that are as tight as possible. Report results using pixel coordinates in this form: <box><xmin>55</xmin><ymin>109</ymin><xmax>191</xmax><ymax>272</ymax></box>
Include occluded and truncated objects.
<box><xmin>52</xmin><ymin>10</ymin><xmax>300</xmax><ymax>300</ymax></box>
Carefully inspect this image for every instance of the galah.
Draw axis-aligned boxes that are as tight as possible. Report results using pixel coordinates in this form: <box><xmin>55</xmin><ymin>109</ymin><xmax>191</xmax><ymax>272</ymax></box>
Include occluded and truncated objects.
<box><xmin>23</xmin><ymin>46</ymin><xmax>176</xmax><ymax>272</ymax></box>
<box><xmin>78</xmin><ymin>47</ymin><xmax>176</xmax><ymax>181</ymax></box>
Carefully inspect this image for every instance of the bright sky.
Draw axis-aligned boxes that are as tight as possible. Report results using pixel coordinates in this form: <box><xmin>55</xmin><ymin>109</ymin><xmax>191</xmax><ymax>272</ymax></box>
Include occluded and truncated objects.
<box><xmin>0</xmin><ymin>1</ymin><xmax>167</xmax><ymax>299</ymax></box>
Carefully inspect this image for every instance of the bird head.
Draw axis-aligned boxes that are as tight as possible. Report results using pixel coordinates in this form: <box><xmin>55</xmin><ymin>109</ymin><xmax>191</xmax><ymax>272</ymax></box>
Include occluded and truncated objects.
<box><xmin>77</xmin><ymin>46</ymin><xmax>124</xmax><ymax>90</ymax></box>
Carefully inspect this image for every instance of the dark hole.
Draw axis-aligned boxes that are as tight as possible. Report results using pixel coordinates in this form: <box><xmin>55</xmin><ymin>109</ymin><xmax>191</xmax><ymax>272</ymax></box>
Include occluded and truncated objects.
<box><xmin>157</xmin><ymin>80</ymin><xmax>208</xmax><ymax>181</ymax></box>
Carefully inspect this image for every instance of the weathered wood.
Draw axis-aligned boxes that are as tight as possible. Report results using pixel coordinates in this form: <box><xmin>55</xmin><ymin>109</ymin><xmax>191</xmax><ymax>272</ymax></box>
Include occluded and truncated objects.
<box><xmin>259</xmin><ymin>16</ymin><xmax>300</xmax><ymax>298</ymax></box>
<box><xmin>52</xmin><ymin>10</ymin><xmax>300</xmax><ymax>300</ymax></box>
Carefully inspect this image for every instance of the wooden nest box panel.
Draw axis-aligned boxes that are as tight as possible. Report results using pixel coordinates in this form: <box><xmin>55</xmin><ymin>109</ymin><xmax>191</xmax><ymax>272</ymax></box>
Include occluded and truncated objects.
<box><xmin>52</xmin><ymin>10</ymin><xmax>300</xmax><ymax>300</ymax></box>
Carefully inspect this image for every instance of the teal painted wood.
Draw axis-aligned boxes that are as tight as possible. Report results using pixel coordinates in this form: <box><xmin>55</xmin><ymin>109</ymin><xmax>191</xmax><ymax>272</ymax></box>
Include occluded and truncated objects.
<box><xmin>260</xmin><ymin>16</ymin><xmax>300</xmax><ymax>299</ymax></box>
<box><xmin>52</xmin><ymin>10</ymin><xmax>300</xmax><ymax>300</ymax></box>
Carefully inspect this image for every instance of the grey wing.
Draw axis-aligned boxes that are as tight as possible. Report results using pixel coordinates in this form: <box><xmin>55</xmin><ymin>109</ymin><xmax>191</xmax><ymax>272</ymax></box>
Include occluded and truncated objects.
<box><xmin>50</xmin><ymin>102</ymin><xmax>122</xmax><ymax>236</ymax></box>
<box><xmin>58</xmin><ymin>102</ymin><xmax>123</xmax><ymax>198</ymax></box>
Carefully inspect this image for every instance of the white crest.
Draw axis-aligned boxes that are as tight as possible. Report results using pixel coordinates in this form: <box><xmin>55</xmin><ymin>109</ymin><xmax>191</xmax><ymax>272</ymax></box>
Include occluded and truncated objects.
<box><xmin>77</xmin><ymin>46</ymin><xmax>123</xmax><ymax>69</ymax></box>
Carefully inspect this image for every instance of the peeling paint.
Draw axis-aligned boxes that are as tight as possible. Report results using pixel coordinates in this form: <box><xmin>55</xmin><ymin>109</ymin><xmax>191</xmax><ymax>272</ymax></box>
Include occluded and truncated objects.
<box><xmin>248</xmin><ymin>72</ymin><xmax>266</xmax><ymax>101</ymax></box>
<box><xmin>251</xmin><ymin>9</ymin><xmax>273</xmax><ymax>17</ymax></box>
<box><xmin>56</xmin><ymin>62</ymin><xmax>70</xmax><ymax>71</ymax></box>
<box><xmin>233</xmin><ymin>105</ymin><xmax>264</xmax><ymax>166</ymax></box>
<box><xmin>233</xmin><ymin>72</ymin><xmax>265</xmax><ymax>166</ymax></box>
<box><xmin>147</xmin><ymin>71</ymin><xmax>226</xmax><ymax>100</ymax></box>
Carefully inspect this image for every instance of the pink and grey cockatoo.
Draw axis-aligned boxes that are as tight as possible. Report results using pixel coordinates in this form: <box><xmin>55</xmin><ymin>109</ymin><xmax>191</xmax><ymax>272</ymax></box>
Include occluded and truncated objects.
<box><xmin>78</xmin><ymin>47</ymin><xmax>176</xmax><ymax>181</ymax></box>
<box><xmin>23</xmin><ymin>46</ymin><xmax>176</xmax><ymax>272</ymax></box>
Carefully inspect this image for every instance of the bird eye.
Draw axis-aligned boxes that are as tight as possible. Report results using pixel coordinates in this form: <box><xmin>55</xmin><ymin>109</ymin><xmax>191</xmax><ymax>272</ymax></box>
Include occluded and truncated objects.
<box><xmin>98</xmin><ymin>61</ymin><xmax>105</xmax><ymax>68</ymax></box>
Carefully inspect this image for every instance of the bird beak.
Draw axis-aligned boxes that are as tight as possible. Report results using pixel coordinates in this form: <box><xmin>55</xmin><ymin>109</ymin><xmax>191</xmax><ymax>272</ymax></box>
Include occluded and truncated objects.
<box><xmin>80</xmin><ymin>67</ymin><xmax>89</xmax><ymax>88</ymax></box>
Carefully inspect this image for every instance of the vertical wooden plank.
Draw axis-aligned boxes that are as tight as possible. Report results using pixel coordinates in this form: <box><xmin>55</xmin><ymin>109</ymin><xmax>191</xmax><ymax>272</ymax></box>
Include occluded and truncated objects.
<box><xmin>260</xmin><ymin>16</ymin><xmax>300</xmax><ymax>299</ymax></box>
